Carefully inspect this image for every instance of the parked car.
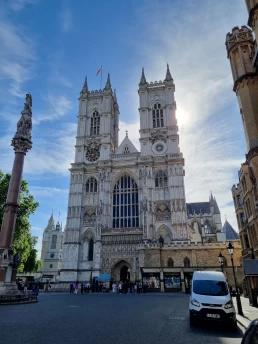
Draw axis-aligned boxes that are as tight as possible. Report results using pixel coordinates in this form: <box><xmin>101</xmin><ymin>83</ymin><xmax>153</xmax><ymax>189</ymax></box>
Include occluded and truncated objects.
<box><xmin>241</xmin><ymin>319</ymin><xmax>258</xmax><ymax>343</ymax></box>
<box><xmin>189</xmin><ymin>271</ymin><xmax>237</xmax><ymax>328</ymax></box>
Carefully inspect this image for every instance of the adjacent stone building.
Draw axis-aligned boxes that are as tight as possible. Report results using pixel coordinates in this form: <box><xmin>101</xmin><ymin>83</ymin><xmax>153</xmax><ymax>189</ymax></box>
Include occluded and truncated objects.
<box><xmin>41</xmin><ymin>214</ymin><xmax>63</xmax><ymax>281</ymax></box>
<box><xmin>227</xmin><ymin>0</ymin><xmax>258</xmax><ymax>305</ymax></box>
<box><xmin>59</xmin><ymin>66</ymin><xmax>243</xmax><ymax>291</ymax></box>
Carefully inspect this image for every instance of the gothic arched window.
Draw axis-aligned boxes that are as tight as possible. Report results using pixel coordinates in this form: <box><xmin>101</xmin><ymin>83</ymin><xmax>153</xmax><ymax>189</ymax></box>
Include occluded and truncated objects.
<box><xmin>86</xmin><ymin>177</ymin><xmax>98</xmax><ymax>193</ymax></box>
<box><xmin>88</xmin><ymin>238</ymin><xmax>94</xmax><ymax>261</ymax></box>
<box><xmin>204</xmin><ymin>220</ymin><xmax>212</xmax><ymax>234</ymax></box>
<box><xmin>155</xmin><ymin>170</ymin><xmax>167</xmax><ymax>187</ymax></box>
<box><xmin>184</xmin><ymin>257</ymin><xmax>190</xmax><ymax>267</ymax></box>
<box><xmin>167</xmin><ymin>258</ymin><xmax>174</xmax><ymax>267</ymax></box>
<box><xmin>90</xmin><ymin>110</ymin><xmax>100</xmax><ymax>135</ymax></box>
<box><xmin>152</xmin><ymin>103</ymin><xmax>164</xmax><ymax>128</ymax></box>
<box><xmin>124</xmin><ymin>146</ymin><xmax>130</xmax><ymax>154</ymax></box>
<box><xmin>51</xmin><ymin>235</ymin><xmax>57</xmax><ymax>249</ymax></box>
<box><xmin>113</xmin><ymin>175</ymin><xmax>139</xmax><ymax>228</ymax></box>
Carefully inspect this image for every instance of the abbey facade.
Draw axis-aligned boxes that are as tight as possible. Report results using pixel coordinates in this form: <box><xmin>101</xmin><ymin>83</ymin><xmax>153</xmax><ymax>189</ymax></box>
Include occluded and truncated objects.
<box><xmin>59</xmin><ymin>66</ymin><xmax>237</xmax><ymax>288</ymax></box>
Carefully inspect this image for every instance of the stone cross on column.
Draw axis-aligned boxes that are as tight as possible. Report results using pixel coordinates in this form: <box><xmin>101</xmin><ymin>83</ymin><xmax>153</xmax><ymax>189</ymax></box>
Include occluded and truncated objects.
<box><xmin>0</xmin><ymin>94</ymin><xmax>33</xmax><ymax>286</ymax></box>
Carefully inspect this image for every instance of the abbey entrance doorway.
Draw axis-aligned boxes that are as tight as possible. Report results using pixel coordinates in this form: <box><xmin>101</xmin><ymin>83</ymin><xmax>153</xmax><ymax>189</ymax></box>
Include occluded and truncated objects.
<box><xmin>112</xmin><ymin>260</ymin><xmax>132</xmax><ymax>282</ymax></box>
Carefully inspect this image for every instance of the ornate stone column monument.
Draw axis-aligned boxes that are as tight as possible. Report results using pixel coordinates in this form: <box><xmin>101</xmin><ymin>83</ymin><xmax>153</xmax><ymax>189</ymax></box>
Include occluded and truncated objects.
<box><xmin>0</xmin><ymin>94</ymin><xmax>32</xmax><ymax>294</ymax></box>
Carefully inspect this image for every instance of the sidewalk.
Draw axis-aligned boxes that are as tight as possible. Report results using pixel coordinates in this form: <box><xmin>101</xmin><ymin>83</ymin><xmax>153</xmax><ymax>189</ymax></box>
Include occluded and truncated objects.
<box><xmin>233</xmin><ymin>296</ymin><xmax>258</xmax><ymax>329</ymax></box>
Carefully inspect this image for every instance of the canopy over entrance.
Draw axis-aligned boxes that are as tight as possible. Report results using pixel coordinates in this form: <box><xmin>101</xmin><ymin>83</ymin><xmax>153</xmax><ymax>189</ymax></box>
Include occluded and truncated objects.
<box><xmin>97</xmin><ymin>273</ymin><xmax>111</xmax><ymax>281</ymax></box>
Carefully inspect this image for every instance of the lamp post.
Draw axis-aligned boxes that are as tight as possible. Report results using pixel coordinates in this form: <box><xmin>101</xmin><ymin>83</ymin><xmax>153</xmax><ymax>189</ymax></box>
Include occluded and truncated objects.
<box><xmin>90</xmin><ymin>266</ymin><xmax>93</xmax><ymax>291</ymax></box>
<box><xmin>218</xmin><ymin>252</ymin><xmax>224</xmax><ymax>272</ymax></box>
<box><xmin>227</xmin><ymin>242</ymin><xmax>243</xmax><ymax>316</ymax></box>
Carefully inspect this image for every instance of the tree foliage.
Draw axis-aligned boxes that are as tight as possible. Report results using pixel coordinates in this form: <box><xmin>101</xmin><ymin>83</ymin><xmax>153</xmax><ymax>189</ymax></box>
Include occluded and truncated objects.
<box><xmin>0</xmin><ymin>170</ymin><xmax>40</xmax><ymax>272</ymax></box>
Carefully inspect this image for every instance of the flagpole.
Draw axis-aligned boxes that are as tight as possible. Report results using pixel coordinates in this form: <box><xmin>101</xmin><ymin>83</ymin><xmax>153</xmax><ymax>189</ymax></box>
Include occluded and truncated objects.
<box><xmin>100</xmin><ymin>65</ymin><xmax>102</xmax><ymax>89</ymax></box>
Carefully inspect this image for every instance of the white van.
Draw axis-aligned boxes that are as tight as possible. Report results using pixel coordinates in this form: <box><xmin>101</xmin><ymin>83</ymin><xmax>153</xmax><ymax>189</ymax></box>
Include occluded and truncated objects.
<box><xmin>189</xmin><ymin>271</ymin><xmax>236</xmax><ymax>327</ymax></box>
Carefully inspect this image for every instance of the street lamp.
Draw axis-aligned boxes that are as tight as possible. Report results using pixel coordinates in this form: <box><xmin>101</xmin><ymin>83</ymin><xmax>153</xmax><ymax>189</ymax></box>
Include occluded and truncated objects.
<box><xmin>90</xmin><ymin>266</ymin><xmax>93</xmax><ymax>284</ymax></box>
<box><xmin>218</xmin><ymin>252</ymin><xmax>224</xmax><ymax>272</ymax></box>
<box><xmin>227</xmin><ymin>242</ymin><xmax>243</xmax><ymax>316</ymax></box>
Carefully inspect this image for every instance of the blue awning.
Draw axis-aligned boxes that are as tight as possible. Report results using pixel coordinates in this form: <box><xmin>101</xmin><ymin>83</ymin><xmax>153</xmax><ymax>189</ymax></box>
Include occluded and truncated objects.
<box><xmin>97</xmin><ymin>273</ymin><xmax>111</xmax><ymax>281</ymax></box>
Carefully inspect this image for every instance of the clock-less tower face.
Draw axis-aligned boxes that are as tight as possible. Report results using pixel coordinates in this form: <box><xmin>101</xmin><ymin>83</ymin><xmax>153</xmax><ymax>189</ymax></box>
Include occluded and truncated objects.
<box><xmin>44</xmin><ymin>234</ymin><xmax>50</xmax><ymax>241</ymax></box>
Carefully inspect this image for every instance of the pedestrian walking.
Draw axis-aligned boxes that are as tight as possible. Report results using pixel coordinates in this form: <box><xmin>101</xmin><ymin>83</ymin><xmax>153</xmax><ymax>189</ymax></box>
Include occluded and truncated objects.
<box><xmin>81</xmin><ymin>283</ymin><xmax>84</xmax><ymax>294</ymax></box>
<box><xmin>70</xmin><ymin>283</ymin><xmax>73</xmax><ymax>294</ymax></box>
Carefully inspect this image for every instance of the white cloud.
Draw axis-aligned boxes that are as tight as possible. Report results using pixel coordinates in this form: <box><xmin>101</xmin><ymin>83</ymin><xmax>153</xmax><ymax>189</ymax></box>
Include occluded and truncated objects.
<box><xmin>7</xmin><ymin>0</ymin><xmax>39</xmax><ymax>11</ymax></box>
<box><xmin>0</xmin><ymin>7</ymin><xmax>36</xmax><ymax>102</ymax></box>
<box><xmin>60</xmin><ymin>7</ymin><xmax>74</xmax><ymax>33</ymax></box>
<box><xmin>34</xmin><ymin>95</ymin><xmax>72</xmax><ymax>123</ymax></box>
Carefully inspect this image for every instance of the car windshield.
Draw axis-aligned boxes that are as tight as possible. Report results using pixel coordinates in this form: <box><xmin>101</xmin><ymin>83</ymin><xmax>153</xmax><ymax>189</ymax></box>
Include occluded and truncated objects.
<box><xmin>193</xmin><ymin>280</ymin><xmax>228</xmax><ymax>296</ymax></box>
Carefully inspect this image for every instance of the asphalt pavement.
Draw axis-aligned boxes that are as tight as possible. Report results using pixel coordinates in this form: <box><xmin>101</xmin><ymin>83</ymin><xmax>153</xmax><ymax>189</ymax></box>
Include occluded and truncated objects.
<box><xmin>0</xmin><ymin>292</ymin><xmax>245</xmax><ymax>344</ymax></box>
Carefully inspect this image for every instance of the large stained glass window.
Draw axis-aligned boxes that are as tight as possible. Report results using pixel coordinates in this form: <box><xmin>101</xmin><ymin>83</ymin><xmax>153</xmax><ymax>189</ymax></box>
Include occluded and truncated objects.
<box><xmin>112</xmin><ymin>176</ymin><xmax>139</xmax><ymax>228</ymax></box>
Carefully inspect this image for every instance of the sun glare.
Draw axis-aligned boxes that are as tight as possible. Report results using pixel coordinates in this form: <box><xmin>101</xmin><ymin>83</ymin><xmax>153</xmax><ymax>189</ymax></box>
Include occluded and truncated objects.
<box><xmin>176</xmin><ymin>107</ymin><xmax>188</xmax><ymax>127</ymax></box>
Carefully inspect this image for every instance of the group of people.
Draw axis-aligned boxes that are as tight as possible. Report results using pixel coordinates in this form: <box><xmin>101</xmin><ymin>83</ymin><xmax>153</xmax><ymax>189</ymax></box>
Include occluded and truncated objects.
<box><xmin>112</xmin><ymin>281</ymin><xmax>148</xmax><ymax>294</ymax></box>
<box><xmin>70</xmin><ymin>282</ymin><xmax>91</xmax><ymax>294</ymax></box>
<box><xmin>16</xmin><ymin>279</ymin><xmax>40</xmax><ymax>296</ymax></box>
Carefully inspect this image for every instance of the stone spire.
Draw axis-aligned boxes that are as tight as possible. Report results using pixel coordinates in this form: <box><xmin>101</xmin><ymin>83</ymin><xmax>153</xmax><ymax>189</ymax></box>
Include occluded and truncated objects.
<box><xmin>11</xmin><ymin>93</ymin><xmax>33</xmax><ymax>154</ymax></box>
<box><xmin>139</xmin><ymin>67</ymin><xmax>147</xmax><ymax>86</ymax></box>
<box><xmin>104</xmin><ymin>73</ymin><xmax>112</xmax><ymax>90</ymax></box>
<box><xmin>83</xmin><ymin>76</ymin><xmax>88</xmax><ymax>90</ymax></box>
<box><xmin>114</xmin><ymin>88</ymin><xmax>117</xmax><ymax>103</ymax></box>
<box><xmin>81</xmin><ymin>76</ymin><xmax>88</xmax><ymax>97</ymax></box>
<box><xmin>165</xmin><ymin>63</ymin><xmax>173</xmax><ymax>82</ymax></box>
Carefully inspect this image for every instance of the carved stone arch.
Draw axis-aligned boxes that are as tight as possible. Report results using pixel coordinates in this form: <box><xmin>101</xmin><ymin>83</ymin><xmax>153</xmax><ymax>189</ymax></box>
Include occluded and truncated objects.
<box><xmin>81</xmin><ymin>228</ymin><xmax>95</xmax><ymax>243</ymax></box>
<box><xmin>85</xmin><ymin>175</ymin><xmax>98</xmax><ymax>193</ymax></box>
<box><xmin>148</xmin><ymin>98</ymin><xmax>166</xmax><ymax>109</ymax></box>
<box><xmin>156</xmin><ymin>224</ymin><xmax>172</xmax><ymax>243</ymax></box>
<box><xmin>110</xmin><ymin>170</ymin><xmax>139</xmax><ymax>190</ymax></box>
<box><xmin>80</xmin><ymin>229</ymin><xmax>95</xmax><ymax>262</ymax></box>
<box><xmin>183</xmin><ymin>257</ymin><xmax>190</xmax><ymax>267</ymax></box>
<box><xmin>88</xmin><ymin>106</ymin><xmax>102</xmax><ymax>117</ymax></box>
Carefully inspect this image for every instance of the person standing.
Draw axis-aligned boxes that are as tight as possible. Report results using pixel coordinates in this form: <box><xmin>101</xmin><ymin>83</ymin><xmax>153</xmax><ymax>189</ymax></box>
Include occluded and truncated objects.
<box><xmin>70</xmin><ymin>283</ymin><xmax>73</xmax><ymax>294</ymax></box>
<box><xmin>81</xmin><ymin>283</ymin><xmax>84</xmax><ymax>294</ymax></box>
<box><xmin>74</xmin><ymin>282</ymin><xmax>78</xmax><ymax>294</ymax></box>
<box><xmin>112</xmin><ymin>282</ymin><xmax>117</xmax><ymax>293</ymax></box>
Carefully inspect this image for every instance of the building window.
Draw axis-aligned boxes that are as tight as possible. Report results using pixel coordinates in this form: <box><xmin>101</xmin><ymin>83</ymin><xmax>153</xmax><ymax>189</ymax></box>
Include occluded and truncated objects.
<box><xmin>112</xmin><ymin>175</ymin><xmax>139</xmax><ymax>228</ymax></box>
<box><xmin>240</xmin><ymin>212</ymin><xmax>245</xmax><ymax>226</ymax></box>
<box><xmin>244</xmin><ymin>234</ymin><xmax>250</xmax><ymax>249</ymax></box>
<box><xmin>155</xmin><ymin>170</ymin><xmax>167</xmax><ymax>188</ymax></box>
<box><xmin>152</xmin><ymin>103</ymin><xmax>164</xmax><ymax>128</ymax></box>
<box><xmin>204</xmin><ymin>220</ymin><xmax>212</xmax><ymax>234</ymax></box>
<box><xmin>167</xmin><ymin>258</ymin><xmax>174</xmax><ymax>267</ymax></box>
<box><xmin>184</xmin><ymin>257</ymin><xmax>190</xmax><ymax>267</ymax></box>
<box><xmin>51</xmin><ymin>235</ymin><xmax>57</xmax><ymax>249</ymax></box>
<box><xmin>88</xmin><ymin>238</ymin><xmax>94</xmax><ymax>261</ymax></box>
<box><xmin>86</xmin><ymin>177</ymin><xmax>98</xmax><ymax>193</ymax></box>
<box><xmin>50</xmin><ymin>264</ymin><xmax>53</xmax><ymax>268</ymax></box>
<box><xmin>237</xmin><ymin>195</ymin><xmax>242</xmax><ymax>207</ymax></box>
<box><xmin>242</xmin><ymin>177</ymin><xmax>247</xmax><ymax>194</ymax></box>
<box><xmin>124</xmin><ymin>146</ymin><xmax>130</xmax><ymax>154</ymax></box>
<box><xmin>90</xmin><ymin>110</ymin><xmax>100</xmax><ymax>135</ymax></box>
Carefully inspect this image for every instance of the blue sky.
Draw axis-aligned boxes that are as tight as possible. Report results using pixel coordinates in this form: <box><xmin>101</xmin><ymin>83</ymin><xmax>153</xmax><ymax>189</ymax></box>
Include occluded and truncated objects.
<box><xmin>0</xmin><ymin>0</ymin><xmax>248</xmax><ymax>255</ymax></box>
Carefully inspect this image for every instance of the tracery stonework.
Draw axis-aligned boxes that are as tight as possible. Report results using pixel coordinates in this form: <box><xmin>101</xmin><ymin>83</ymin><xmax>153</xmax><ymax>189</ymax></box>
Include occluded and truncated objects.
<box><xmin>60</xmin><ymin>67</ymin><xmax>226</xmax><ymax>284</ymax></box>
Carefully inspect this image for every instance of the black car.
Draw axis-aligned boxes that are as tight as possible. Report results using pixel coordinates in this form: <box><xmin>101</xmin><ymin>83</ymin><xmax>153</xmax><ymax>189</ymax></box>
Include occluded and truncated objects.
<box><xmin>241</xmin><ymin>319</ymin><xmax>258</xmax><ymax>344</ymax></box>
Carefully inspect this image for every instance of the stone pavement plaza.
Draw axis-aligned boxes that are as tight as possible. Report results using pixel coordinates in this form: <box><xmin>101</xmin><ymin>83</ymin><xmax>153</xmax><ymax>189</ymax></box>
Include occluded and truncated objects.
<box><xmin>0</xmin><ymin>293</ymin><xmax>245</xmax><ymax>344</ymax></box>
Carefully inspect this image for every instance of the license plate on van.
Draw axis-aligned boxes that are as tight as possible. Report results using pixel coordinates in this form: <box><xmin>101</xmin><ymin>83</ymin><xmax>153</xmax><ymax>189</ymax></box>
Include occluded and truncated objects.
<box><xmin>207</xmin><ymin>314</ymin><xmax>220</xmax><ymax>319</ymax></box>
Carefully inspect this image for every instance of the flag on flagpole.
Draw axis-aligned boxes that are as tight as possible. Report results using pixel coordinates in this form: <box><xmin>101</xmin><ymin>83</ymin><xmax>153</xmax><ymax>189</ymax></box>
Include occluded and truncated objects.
<box><xmin>96</xmin><ymin>67</ymin><xmax>102</xmax><ymax>76</ymax></box>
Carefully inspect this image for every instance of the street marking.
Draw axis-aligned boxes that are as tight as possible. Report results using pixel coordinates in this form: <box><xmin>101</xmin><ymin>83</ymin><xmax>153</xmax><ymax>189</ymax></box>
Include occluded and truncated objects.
<box><xmin>169</xmin><ymin>316</ymin><xmax>186</xmax><ymax>320</ymax></box>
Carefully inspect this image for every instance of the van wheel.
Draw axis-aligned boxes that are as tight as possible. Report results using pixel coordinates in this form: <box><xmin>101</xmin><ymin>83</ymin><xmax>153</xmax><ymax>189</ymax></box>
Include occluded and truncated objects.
<box><xmin>190</xmin><ymin>314</ymin><xmax>196</xmax><ymax>327</ymax></box>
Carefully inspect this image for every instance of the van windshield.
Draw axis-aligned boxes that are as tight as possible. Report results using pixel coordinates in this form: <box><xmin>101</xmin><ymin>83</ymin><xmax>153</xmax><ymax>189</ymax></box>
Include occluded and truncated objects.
<box><xmin>193</xmin><ymin>280</ymin><xmax>228</xmax><ymax>296</ymax></box>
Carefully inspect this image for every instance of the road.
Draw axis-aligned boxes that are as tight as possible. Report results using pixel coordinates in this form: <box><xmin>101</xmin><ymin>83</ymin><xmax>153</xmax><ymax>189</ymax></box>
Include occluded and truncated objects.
<box><xmin>0</xmin><ymin>293</ymin><xmax>244</xmax><ymax>344</ymax></box>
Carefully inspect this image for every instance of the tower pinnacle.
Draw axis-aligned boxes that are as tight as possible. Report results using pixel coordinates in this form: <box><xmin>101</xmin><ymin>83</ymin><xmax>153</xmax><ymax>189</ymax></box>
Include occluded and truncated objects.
<box><xmin>165</xmin><ymin>63</ymin><xmax>173</xmax><ymax>82</ymax></box>
<box><xmin>139</xmin><ymin>67</ymin><xmax>147</xmax><ymax>86</ymax></box>
<box><xmin>104</xmin><ymin>73</ymin><xmax>112</xmax><ymax>90</ymax></box>
<box><xmin>83</xmin><ymin>76</ymin><xmax>88</xmax><ymax>90</ymax></box>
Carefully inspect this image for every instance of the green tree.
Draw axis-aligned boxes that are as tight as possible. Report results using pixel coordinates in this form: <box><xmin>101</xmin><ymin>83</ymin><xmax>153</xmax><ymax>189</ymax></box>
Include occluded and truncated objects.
<box><xmin>0</xmin><ymin>170</ymin><xmax>40</xmax><ymax>272</ymax></box>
